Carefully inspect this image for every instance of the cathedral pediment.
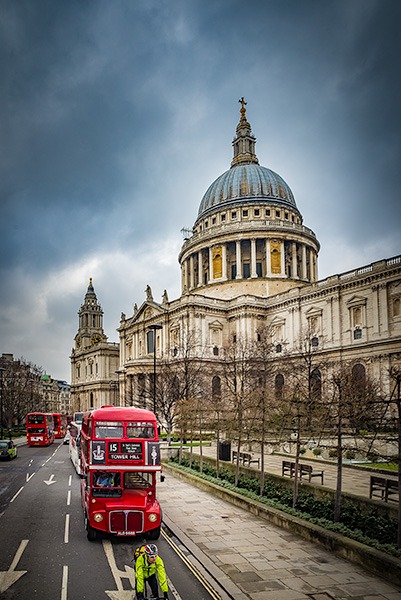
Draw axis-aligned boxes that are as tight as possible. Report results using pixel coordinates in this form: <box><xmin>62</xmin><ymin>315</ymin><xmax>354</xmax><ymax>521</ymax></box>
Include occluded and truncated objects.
<box><xmin>346</xmin><ymin>295</ymin><xmax>367</xmax><ymax>307</ymax></box>
<box><xmin>305</xmin><ymin>306</ymin><xmax>323</xmax><ymax>317</ymax></box>
<box><xmin>131</xmin><ymin>301</ymin><xmax>165</xmax><ymax>325</ymax></box>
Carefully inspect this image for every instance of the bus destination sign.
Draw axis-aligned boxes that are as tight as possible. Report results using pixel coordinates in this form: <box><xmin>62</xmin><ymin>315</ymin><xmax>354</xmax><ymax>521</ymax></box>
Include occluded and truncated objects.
<box><xmin>108</xmin><ymin>441</ymin><xmax>142</xmax><ymax>461</ymax></box>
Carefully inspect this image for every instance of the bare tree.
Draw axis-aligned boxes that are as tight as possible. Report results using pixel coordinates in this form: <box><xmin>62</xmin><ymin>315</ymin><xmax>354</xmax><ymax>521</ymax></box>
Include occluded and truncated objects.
<box><xmin>157</xmin><ymin>329</ymin><xmax>205</xmax><ymax>449</ymax></box>
<box><xmin>222</xmin><ymin>337</ymin><xmax>255</xmax><ymax>487</ymax></box>
<box><xmin>388</xmin><ymin>368</ymin><xmax>401</xmax><ymax>547</ymax></box>
<box><xmin>0</xmin><ymin>357</ymin><xmax>44</xmax><ymax>435</ymax></box>
<box><xmin>328</xmin><ymin>363</ymin><xmax>384</xmax><ymax>522</ymax></box>
<box><xmin>251</xmin><ymin>325</ymin><xmax>280</xmax><ymax>494</ymax></box>
<box><xmin>279</xmin><ymin>331</ymin><xmax>329</xmax><ymax>507</ymax></box>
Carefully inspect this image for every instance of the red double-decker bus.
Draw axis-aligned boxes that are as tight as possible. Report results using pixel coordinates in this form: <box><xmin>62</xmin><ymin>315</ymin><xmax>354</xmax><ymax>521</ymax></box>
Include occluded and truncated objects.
<box><xmin>52</xmin><ymin>413</ymin><xmax>64</xmax><ymax>439</ymax></box>
<box><xmin>26</xmin><ymin>412</ymin><xmax>55</xmax><ymax>446</ymax></box>
<box><xmin>79</xmin><ymin>405</ymin><xmax>163</xmax><ymax>541</ymax></box>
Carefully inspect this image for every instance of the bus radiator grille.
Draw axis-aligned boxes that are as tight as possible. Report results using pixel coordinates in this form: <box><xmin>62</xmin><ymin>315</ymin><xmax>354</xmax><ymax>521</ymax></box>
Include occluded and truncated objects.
<box><xmin>109</xmin><ymin>510</ymin><xmax>144</xmax><ymax>533</ymax></box>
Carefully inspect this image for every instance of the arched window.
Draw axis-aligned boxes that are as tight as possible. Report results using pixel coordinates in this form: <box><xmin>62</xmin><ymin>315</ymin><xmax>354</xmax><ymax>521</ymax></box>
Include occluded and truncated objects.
<box><xmin>394</xmin><ymin>298</ymin><xmax>400</xmax><ymax>317</ymax></box>
<box><xmin>275</xmin><ymin>374</ymin><xmax>284</xmax><ymax>400</ymax></box>
<box><xmin>352</xmin><ymin>363</ymin><xmax>366</xmax><ymax>392</ymax></box>
<box><xmin>212</xmin><ymin>376</ymin><xmax>221</xmax><ymax>400</ymax></box>
<box><xmin>310</xmin><ymin>368</ymin><xmax>322</xmax><ymax>402</ymax></box>
<box><xmin>172</xmin><ymin>376</ymin><xmax>180</xmax><ymax>401</ymax></box>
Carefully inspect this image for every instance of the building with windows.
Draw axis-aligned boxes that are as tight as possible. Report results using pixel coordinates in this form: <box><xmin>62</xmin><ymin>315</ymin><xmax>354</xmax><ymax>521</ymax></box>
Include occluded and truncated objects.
<box><xmin>117</xmin><ymin>101</ymin><xmax>401</xmax><ymax>406</ymax></box>
<box><xmin>70</xmin><ymin>279</ymin><xmax>119</xmax><ymax>412</ymax></box>
<box><xmin>72</xmin><ymin>101</ymin><xmax>401</xmax><ymax>411</ymax></box>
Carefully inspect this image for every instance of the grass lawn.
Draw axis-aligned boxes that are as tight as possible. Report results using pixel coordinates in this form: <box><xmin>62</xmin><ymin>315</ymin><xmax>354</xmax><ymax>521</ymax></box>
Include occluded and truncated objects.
<box><xmin>364</xmin><ymin>462</ymin><xmax>398</xmax><ymax>472</ymax></box>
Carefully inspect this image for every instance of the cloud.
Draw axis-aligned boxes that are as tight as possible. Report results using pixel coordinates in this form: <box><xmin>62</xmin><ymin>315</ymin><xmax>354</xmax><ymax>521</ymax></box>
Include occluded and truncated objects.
<box><xmin>1</xmin><ymin>0</ymin><xmax>400</xmax><ymax>382</ymax></box>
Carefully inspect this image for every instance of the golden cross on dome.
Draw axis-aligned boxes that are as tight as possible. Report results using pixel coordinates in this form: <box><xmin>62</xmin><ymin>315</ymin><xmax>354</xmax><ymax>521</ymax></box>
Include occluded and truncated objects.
<box><xmin>239</xmin><ymin>97</ymin><xmax>247</xmax><ymax>122</ymax></box>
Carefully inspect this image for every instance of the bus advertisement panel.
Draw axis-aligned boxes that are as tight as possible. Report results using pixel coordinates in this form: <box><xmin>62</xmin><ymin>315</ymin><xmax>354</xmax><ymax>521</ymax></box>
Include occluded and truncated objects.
<box><xmin>26</xmin><ymin>413</ymin><xmax>55</xmax><ymax>446</ymax></box>
<box><xmin>68</xmin><ymin>420</ymin><xmax>82</xmax><ymax>475</ymax></box>
<box><xmin>80</xmin><ymin>405</ymin><xmax>162</xmax><ymax>541</ymax></box>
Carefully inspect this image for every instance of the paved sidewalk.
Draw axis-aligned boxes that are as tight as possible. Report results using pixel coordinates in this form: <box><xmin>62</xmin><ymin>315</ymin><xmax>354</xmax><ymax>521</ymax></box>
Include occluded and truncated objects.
<box><xmin>159</xmin><ymin>468</ymin><xmax>401</xmax><ymax>600</ymax></box>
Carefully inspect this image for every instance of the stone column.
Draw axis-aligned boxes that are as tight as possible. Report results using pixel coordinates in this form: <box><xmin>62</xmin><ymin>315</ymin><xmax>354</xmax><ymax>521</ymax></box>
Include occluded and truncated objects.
<box><xmin>292</xmin><ymin>242</ymin><xmax>298</xmax><ymax>279</ymax></box>
<box><xmin>208</xmin><ymin>247</ymin><xmax>213</xmax><ymax>283</ymax></box>
<box><xmin>302</xmin><ymin>244</ymin><xmax>307</xmax><ymax>280</ymax></box>
<box><xmin>198</xmin><ymin>250</ymin><xmax>203</xmax><ymax>286</ymax></box>
<box><xmin>309</xmin><ymin>249</ymin><xmax>315</xmax><ymax>281</ymax></box>
<box><xmin>250</xmin><ymin>238</ymin><xmax>257</xmax><ymax>278</ymax></box>
<box><xmin>236</xmin><ymin>240</ymin><xmax>242</xmax><ymax>278</ymax></box>
<box><xmin>222</xmin><ymin>243</ymin><xmax>227</xmax><ymax>280</ymax></box>
<box><xmin>265</xmin><ymin>240</ymin><xmax>271</xmax><ymax>276</ymax></box>
<box><xmin>189</xmin><ymin>254</ymin><xmax>195</xmax><ymax>290</ymax></box>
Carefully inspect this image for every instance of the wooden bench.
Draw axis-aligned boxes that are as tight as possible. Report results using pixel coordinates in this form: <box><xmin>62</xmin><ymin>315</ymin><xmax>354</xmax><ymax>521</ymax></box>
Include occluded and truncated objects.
<box><xmin>232</xmin><ymin>450</ymin><xmax>260</xmax><ymax>468</ymax></box>
<box><xmin>282</xmin><ymin>460</ymin><xmax>324</xmax><ymax>484</ymax></box>
<box><xmin>241</xmin><ymin>452</ymin><xmax>260</xmax><ymax>468</ymax></box>
<box><xmin>370</xmin><ymin>475</ymin><xmax>399</xmax><ymax>502</ymax></box>
<box><xmin>282</xmin><ymin>460</ymin><xmax>295</xmax><ymax>477</ymax></box>
<box><xmin>299</xmin><ymin>463</ymin><xmax>324</xmax><ymax>484</ymax></box>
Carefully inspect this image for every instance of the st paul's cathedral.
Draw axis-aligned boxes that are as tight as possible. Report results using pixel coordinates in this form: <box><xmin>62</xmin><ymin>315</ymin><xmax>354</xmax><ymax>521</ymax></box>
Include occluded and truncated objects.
<box><xmin>70</xmin><ymin>100</ymin><xmax>401</xmax><ymax>412</ymax></box>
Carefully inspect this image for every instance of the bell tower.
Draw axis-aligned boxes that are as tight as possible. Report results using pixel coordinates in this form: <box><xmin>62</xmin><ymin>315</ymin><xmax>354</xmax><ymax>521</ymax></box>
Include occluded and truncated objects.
<box><xmin>75</xmin><ymin>278</ymin><xmax>106</xmax><ymax>350</ymax></box>
<box><xmin>70</xmin><ymin>279</ymin><xmax>119</xmax><ymax>413</ymax></box>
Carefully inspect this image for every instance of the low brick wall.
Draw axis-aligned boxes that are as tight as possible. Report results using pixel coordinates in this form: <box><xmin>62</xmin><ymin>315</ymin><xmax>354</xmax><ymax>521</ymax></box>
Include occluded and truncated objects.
<box><xmin>163</xmin><ymin>460</ymin><xmax>401</xmax><ymax>588</ymax></box>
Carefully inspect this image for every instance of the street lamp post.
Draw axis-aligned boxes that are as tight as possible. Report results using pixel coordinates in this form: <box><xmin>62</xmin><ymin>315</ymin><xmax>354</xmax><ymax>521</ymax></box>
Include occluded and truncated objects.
<box><xmin>147</xmin><ymin>324</ymin><xmax>162</xmax><ymax>415</ymax></box>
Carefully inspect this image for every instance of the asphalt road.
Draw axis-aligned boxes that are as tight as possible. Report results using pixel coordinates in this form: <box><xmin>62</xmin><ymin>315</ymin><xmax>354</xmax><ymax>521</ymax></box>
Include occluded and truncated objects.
<box><xmin>0</xmin><ymin>441</ymin><xmax>221</xmax><ymax>600</ymax></box>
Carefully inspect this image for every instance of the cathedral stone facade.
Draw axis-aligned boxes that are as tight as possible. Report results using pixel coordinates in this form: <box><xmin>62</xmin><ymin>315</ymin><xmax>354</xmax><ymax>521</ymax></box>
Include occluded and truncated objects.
<box><xmin>72</xmin><ymin>102</ymin><xmax>401</xmax><ymax>412</ymax></box>
<box><xmin>70</xmin><ymin>279</ymin><xmax>119</xmax><ymax>412</ymax></box>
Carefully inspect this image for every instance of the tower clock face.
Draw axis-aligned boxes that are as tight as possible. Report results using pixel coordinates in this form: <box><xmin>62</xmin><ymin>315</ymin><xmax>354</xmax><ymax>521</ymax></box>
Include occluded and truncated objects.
<box><xmin>91</xmin><ymin>334</ymin><xmax>101</xmax><ymax>345</ymax></box>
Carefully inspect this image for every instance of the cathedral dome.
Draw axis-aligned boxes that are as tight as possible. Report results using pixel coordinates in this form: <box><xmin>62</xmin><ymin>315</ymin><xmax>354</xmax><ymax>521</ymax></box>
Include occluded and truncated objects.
<box><xmin>196</xmin><ymin>98</ymin><xmax>299</xmax><ymax>222</ymax></box>
<box><xmin>198</xmin><ymin>163</ymin><xmax>297</xmax><ymax>219</ymax></box>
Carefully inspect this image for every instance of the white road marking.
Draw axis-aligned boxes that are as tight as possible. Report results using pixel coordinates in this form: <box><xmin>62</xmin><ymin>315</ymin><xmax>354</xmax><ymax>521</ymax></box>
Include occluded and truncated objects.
<box><xmin>26</xmin><ymin>472</ymin><xmax>35</xmax><ymax>482</ymax></box>
<box><xmin>0</xmin><ymin>539</ymin><xmax>29</xmax><ymax>593</ymax></box>
<box><xmin>67</xmin><ymin>490</ymin><xmax>71</xmax><ymax>506</ymax></box>
<box><xmin>61</xmin><ymin>565</ymin><xmax>68</xmax><ymax>600</ymax></box>
<box><xmin>10</xmin><ymin>487</ymin><xmax>24</xmax><ymax>503</ymax></box>
<box><xmin>64</xmin><ymin>514</ymin><xmax>70</xmax><ymax>544</ymax></box>
<box><xmin>44</xmin><ymin>474</ymin><xmax>56</xmax><ymax>485</ymax></box>
<box><xmin>68</xmin><ymin>475</ymin><xmax>72</xmax><ymax>487</ymax></box>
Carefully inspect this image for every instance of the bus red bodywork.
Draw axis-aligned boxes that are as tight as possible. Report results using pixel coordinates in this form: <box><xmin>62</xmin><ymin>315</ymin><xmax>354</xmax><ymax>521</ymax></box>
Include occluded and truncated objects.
<box><xmin>79</xmin><ymin>405</ymin><xmax>162</xmax><ymax>541</ymax></box>
<box><xmin>26</xmin><ymin>413</ymin><xmax>55</xmax><ymax>446</ymax></box>
<box><xmin>52</xmin><ymin>413</ymin><xmax>64</xmax><ymax>439</ymax></box>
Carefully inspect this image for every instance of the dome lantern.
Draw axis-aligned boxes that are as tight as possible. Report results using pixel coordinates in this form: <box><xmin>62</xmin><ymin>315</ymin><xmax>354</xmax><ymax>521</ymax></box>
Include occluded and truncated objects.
<box><xmin>231</xmin><ymin>97</ymin><xmax>259</xmax><ymax>167</ymax></box>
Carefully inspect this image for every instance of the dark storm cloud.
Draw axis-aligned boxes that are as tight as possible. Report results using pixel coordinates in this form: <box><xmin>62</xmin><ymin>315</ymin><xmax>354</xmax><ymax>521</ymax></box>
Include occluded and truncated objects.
<box><xmin>1</xmin><ymin>0</ymin><xmax>400</xmax><ymax>380</ymax></box>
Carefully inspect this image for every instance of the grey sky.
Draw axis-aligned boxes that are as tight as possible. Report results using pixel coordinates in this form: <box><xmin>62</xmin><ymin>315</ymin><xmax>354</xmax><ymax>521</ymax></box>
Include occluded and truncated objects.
<box><xmin>1</xmin><ymin>0</ymin><xmax>400</xmax><ymax>382</ymax></box>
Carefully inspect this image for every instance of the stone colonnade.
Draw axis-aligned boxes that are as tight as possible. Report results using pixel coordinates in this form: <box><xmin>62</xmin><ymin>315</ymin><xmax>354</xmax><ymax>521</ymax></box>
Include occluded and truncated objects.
<box><xmin>181</xmin><ymin>237</ymin><xmax>317</xmax><ymax>291</ymax></box>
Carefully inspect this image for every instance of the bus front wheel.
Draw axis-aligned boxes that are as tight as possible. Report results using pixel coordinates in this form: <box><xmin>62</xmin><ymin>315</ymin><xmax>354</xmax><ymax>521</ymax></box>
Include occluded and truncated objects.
<box><xmin>146</xmin><ymin>526</ymin><xmax>160</xmax><ymax>540</ymax></box>
<box><xmin>85</xmin><ymin>513</ymin><xmax>97</xmax><ymax>542</ymax></box>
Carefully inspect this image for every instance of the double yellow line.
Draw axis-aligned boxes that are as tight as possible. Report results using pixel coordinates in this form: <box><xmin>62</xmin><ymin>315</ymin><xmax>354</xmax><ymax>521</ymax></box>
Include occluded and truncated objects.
<box><xmin>161</xmin><ymin>528</ymin><xmax>222</xmax><ymax>600</ymax></box>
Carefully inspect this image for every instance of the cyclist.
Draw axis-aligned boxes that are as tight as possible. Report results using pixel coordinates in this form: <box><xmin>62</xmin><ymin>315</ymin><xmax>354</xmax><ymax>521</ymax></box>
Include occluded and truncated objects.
<box><xmin>135</xmin><ymin>543</ymin><xmax>169</xmax><ymax>599</ymax></box>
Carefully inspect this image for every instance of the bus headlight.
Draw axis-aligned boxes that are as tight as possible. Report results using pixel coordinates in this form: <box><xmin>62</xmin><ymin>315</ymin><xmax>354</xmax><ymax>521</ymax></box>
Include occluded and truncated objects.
<box><xmin>94</xmin><ymin>513</ymin><xmax>104</xmax><ymax>523</ymax></box>
<box><xmin>148</xmin><ymin>513</ymin><xmax>157</xmax><ymax>523</ymax></box>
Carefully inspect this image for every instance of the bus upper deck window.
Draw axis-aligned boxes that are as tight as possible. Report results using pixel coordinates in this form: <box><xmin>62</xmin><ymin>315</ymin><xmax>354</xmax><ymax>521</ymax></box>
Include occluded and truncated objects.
<box><xmin>95</xmin><ymin>421</ymin><xmax>123</xmax><ymax>438</ymax></box>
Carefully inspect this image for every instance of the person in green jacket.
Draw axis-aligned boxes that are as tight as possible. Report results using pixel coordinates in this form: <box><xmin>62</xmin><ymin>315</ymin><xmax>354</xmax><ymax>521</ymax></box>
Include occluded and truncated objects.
<box><xmin>135</xmin><ymin>543</ymin><xmax>169</xmax><ymax>599</ymax></box>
